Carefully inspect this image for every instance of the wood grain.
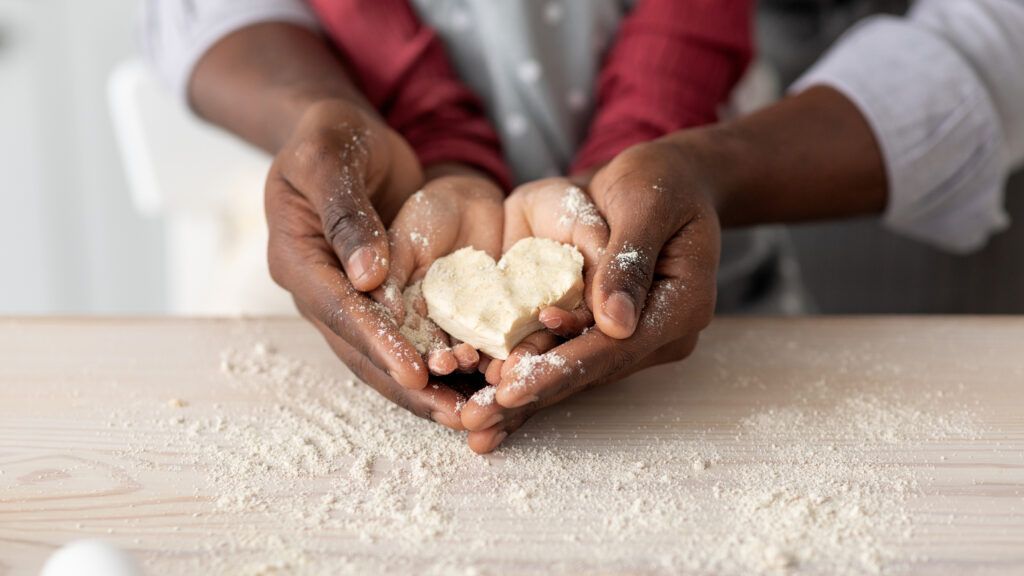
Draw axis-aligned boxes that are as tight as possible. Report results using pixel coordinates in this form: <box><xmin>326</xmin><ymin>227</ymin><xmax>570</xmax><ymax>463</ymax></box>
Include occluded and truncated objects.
<box><xmin>1</xmin><ymin>317</ymin><xmax>1023</xmax><ymax>575</ymax></box>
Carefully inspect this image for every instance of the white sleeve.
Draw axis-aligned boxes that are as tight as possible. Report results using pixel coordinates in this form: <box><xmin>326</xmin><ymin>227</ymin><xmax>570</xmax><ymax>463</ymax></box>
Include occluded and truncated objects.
<box><xmin>141</xmin><ymin>0</ymin><xmax>320</xmax><ymax>105</ymax></box>
<box><xmin>792</xmin><ymin>0</ymin><xmax>1024</xmax><ymax>254</ymax></box>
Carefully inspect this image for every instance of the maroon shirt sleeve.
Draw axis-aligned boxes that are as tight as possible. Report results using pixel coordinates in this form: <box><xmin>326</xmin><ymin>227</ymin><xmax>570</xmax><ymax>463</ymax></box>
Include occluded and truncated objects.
<box><xmin>572</xmin><ymin>0</ymin><xmax>753</xmax><ymax>174</ymax></box>
<box><xmin>308</xmin><ymin>0</ymin><xmax>512</xmax><ymax>189</ymax></box>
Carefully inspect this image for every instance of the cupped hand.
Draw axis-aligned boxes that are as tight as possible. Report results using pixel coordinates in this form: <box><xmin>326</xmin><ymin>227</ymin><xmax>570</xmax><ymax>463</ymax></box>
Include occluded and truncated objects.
<box><xmin>477</xmin><ymin>178</ymin><xmax>610</xmax><ymax>383</ymax></box>
<box><xmin>374</xmin><ymin>167</ymin><xmax>505</xmax><ymax>378</ymax></box>
<box><xmin>460</xmin><ymin>142</ymin><xmax>721</xmax><ymax>453</ymax></box>
<box><xmin>266</xmin><ymin>98</ymin><xmax>439</xmax><ymax>407</ymax></box>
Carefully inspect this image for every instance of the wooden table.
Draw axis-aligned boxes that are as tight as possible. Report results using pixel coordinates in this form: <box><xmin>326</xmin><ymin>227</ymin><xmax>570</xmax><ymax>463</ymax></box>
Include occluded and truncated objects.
<box><xmin>1</xmin><ymin>317</ymin><xmax>1023</xmax><ymax>575</ymax></box>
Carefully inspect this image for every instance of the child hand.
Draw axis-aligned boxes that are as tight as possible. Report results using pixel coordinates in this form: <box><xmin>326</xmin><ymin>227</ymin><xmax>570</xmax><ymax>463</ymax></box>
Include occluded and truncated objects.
<box><xmin>461</xmin><ymin>142</ymin><xmax>721</xmax><ymax>453</ymax></box>
<box><xmin>476</xmin><ymin>178</ymin><xmax>610</xmax><ymax>382</ymax></box>
<box><xmin>375</xmin><ymin>166</ymin><xmax>505</xmax><ymax>377</ymax></box>
<box><xmin>459</xmin><ymin>177</ymin><xmax>611</xmax><ymax>452</ymax></box>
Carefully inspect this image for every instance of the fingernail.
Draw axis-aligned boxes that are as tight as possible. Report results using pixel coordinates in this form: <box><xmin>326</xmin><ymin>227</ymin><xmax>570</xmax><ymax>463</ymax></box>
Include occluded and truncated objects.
<box><xmin>489</xmin><ymin>431</ymin><xmax>509</xmax><ymax>451</ymax></box>
<box><xmin>479</xmin><ymin>413</ymin><xmax>504</xmax><ymax>430</ymax></box>
<box><xmin>604</xmin><ymin>291</ymin><xmax>637</xmax><ymax>330</ymax></box>
<box><xmin>347</xmin><ymin>247</ymin><xmax>376</xmax><ymax>283</ymax></box>
<box><xmin>542</xmin><ymin>315</ymin><xmax>562</xmax><ymax>329</ymax></box>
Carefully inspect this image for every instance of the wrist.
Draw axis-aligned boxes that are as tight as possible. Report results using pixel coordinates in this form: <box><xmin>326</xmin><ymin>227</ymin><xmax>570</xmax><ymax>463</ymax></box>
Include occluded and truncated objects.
<box><xmin>658</xmin><ymin>125</ymin><xmax>749</xmax><ymax>227</ymax></box>
<box><xmin>423</xmin><ymin>162</ymin><xmax>502</xmax><ymax>188</ymax></box>
<box><xmin>189</xmin><ymin>22</ymin><xmax>378</xmax><ymax>153</ymax></box>
<box><xmin>420</xmin><ymin>170</ymin><xmax>504</xmax><ymax>206</ymax></box>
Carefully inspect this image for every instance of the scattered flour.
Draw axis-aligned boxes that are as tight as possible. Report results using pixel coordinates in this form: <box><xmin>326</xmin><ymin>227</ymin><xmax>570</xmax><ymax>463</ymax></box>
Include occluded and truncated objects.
<box><xmin>106</xmin><ymin>330</ymin><xmax>984</xmax><ymax>575</ymax></box>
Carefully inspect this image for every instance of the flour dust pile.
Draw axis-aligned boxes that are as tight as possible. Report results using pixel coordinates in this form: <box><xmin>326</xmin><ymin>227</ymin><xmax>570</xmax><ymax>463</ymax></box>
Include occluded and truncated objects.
<box><xmin>122</xmin><ymin>331</ymin><xmax>981</xmax><ymax>575</ymax></box>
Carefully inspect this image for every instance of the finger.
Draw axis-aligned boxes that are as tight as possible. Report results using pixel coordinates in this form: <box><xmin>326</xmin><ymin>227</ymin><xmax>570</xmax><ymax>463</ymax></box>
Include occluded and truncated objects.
<box><xmin>461</xmin><ymin>385</ymin><xmax>505</xmax><ymax>431</ymax></box>
<box><xmin>463</xmin><ymin>314</ymin><xmax>701</xmax><ymax>433</ymax></box>
<box><xmin>427</xmin><ymin>349</ymin><xmax>458</xmax><ymax>375</ymax></box>
<box><xmin>504</xmin><ymin>181</ymin><xmax>610</xmax><ymax>317</ymax></box>
<box><xmin>451</xmin><ymin>342</ymin><xmax>480</xmax><ymax>373</ymax></box>
<box><xmin>587</xmin><ymin>168</ymin><xmax>686</xmax><ymax>339</ymax></box>
<box><xmin>478</xmin><ymin>356</ymin><xmax>491</xmax><ymax>375</ymax></box>
<box><xmin>557</xmin><ymin>184</ymin><xmax>611</xmax><ymax>275</ymax></box>
<box><xmin>283</xmin><ymin>134</ymin><xmax>391</xmax><ymax>292</ymax></box>
<box><xmin>539</xmin><ymin>305</ymin><xmax>594</xmax><ymax>337</ymax></box>
<box><xmin>485</xmin><ymin>358</ymin><xmax>504</xmax><ymax>385</ymax></box>
<box><xmin>380</xmin><ymin>269</ymin><xmax>456</xmax><ymax>375</ymax></box>
<box><xmin>300</xmin><ymin>300</ymin><xmax>465</xmax><ymax>430</ymax></box>
<box><xmin>496</xmin><ymin>278</ymin><xmax>697</xmax><ymax>409</ymax></box>
<box><xmin>372</xmin><ymin>278</ymin><xmax>406</xmax><ymax>324</ymax></box>
<box><xmin>267</xmin><ymin>184</ymin><xmax>428</xmax><ymax>389</ymax></box>
<box><xmin>467</xmin><ymin>425</ymin><xmax>508</xmax><ymax>454</ymax></box>
<box><xmin>499</xmin><ymin>331</ymin><xmax>561</xmax><ymax>383</ymax></box>
<box><xmin>590</xmin><ymin>234</ymin><xmax>664</xmax><ymax>340</ymax></box>
<box><xmin>381</xmin><ymin>200</ymin><xmax>426</xmax><ymax>294</ymax></box>
<box><xmin>467</xmin><ymin>411</ymin><xmax>533</xmax><ymax>454</ymax></box>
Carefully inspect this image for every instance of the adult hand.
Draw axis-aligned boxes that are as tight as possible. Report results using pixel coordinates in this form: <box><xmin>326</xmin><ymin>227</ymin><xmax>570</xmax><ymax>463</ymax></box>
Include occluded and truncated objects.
<box><xmin>266</xmin><ymin>98</ymin><xmax>436</xmax><ymax>396</ymax></box>
<box><xmin>376</xmin><ymin>166</ymin><xmax>505</xmax><ymax>377</ymax></box>
<box><xmin>460</xmin><ymin>142</ymin><xmax>721</xmax><ymax>452</ymax></box>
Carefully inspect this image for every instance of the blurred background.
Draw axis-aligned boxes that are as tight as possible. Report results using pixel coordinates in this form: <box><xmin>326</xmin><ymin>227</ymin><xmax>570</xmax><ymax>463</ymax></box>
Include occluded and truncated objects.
<box><xmin>2</xmin><ymin>0</ymin><xmax>1022</xmax><ymax>316</ymax></box>
<box><xmin>1</xmin><ymin>0</ymin><xmax>164</xmax><ymax>314</ymax></box>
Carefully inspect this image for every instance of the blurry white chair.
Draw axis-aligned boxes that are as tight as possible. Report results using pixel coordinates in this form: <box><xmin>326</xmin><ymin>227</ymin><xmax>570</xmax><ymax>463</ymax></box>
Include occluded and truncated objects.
<box><xmin>107</xmin><ymin>59</ymin><xmax>294</xmax><ymax>315</ymax></box>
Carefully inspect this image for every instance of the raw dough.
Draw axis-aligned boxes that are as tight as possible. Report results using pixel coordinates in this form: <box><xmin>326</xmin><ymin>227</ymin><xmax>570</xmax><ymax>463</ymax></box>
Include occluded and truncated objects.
<box><xmin>422</xmin><ymin>237</ymin><xmax>584</xmax><ymax>359</ymax></box>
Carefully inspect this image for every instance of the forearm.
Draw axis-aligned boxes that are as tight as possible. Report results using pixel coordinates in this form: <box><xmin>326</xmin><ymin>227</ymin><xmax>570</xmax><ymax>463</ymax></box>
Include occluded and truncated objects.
<box><xmin>670</xmin><ymin>86</ymin><xmax>886</xmax><ymax>228</ymax></box>
<box><xmin>189</xmin><ymin>22</ymin><xmax>374</xmax><ymax>153</ymax></box>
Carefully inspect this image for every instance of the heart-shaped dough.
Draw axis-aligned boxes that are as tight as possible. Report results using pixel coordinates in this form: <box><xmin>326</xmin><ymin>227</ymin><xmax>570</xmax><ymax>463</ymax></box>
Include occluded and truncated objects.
<box><xmin>422</xmin><ymin>237</ymin><xmax>584</xmax><ymax>359</ymax></box>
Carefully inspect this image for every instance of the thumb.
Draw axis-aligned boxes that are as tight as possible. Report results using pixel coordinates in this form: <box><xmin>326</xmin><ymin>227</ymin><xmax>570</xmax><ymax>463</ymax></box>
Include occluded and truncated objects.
<box><xmin>283</xmin><ymin>134</ymin><xmax>393</xmax><ymax>292</ymax></box>
<box><xmin>591</xmin><ymin>230</ymin><xmax>662</xmax><ymax>339</ymax></box>
<box><xmin>587</xmin><ymin>170</ymin><xmax>676</xmax><ymax>340</ymax></box>
<box><xmin>320</xmin><ymin>184</ymin><xmax>391</xmax><ymax>292</ymax></box>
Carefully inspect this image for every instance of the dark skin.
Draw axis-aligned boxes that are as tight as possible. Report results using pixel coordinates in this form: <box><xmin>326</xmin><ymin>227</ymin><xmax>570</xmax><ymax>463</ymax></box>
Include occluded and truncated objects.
<box><xmin>191</xmin><ymin>22</ymin><xmax>491</xmax><ymax>429</ymax></box>
<box><xmin>463</xmin><ymin>86</ymin><xmax>887</xmax><ymax>452</ymax></box>
<box><xmin>191</xmin><ymin>24</ymin><xmax>886</xmax><ymax>451</ymax></box>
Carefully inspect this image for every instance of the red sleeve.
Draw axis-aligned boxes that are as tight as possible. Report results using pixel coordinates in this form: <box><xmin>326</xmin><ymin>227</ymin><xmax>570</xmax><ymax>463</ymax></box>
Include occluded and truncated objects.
<box><xmin>572</xmin><ymin>0</ymin><xmax>753</xmax><ymax>174</ymax></box>
<box><xmin>308</xmin><ymin>0</ymin><xmax>511</xmax><ymax>189</ymax></box>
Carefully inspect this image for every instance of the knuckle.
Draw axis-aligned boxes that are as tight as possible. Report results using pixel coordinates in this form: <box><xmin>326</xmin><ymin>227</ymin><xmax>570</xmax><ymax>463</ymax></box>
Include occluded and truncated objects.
<box><xmin>291</xmin><ymin>130</ymin><xmax>337</xmax><ymax>173</ymax></box>
<box><xmin>322</xmin><ymin>302</ymin><xmax>350</xmax><ymax>340</ymax></box>
<box><xmin>608</xmin><ymin>261</ymin><xmax>653</xmax><ymax>303</ymax></box>
<box><xmin>604</xmin><ymin>345</ymin><xmax>638</xmax><ymax>377</ymax></box>
<box><xmin>321</xmin><ymin>203</ymin><xmax>362</xmax><ymax>253</ymax></box>
<box><xmin>347</xmin><ymin>347</ymin><xmax>376</xmax><ymax>382</ymax></box>
<box><xmin>396</xmin><ymin>392</ymin><xmax>429</xmax><ymax>420</ymax></box>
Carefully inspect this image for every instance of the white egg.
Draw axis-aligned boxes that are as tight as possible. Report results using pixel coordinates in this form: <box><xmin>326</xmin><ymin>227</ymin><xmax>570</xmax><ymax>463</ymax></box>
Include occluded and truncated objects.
<box><xmin>40</xmin><ymin>539</ymin><xmax>141</xmax><ymax>576</ymax></box>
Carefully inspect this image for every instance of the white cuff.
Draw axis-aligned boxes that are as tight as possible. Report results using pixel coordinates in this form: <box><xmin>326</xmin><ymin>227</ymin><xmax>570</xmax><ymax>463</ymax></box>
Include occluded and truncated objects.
<box><xmin>792</xmin><ymin>16</ymin><xmax>1009</xmax><ymax>254</ymax></box>
<box><xmin>142</xmin><ymin>0</ymin><xmax>320</xmax><ymax>106</ymax></box>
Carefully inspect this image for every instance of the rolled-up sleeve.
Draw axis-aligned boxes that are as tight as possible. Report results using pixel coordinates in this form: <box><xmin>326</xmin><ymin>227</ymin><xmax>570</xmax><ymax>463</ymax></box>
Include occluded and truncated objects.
<box><xmin>141</xmin><ymin>0</ymin><xmax>319</xmax><ymax>105</ymax></box>
<box><xmin>792</xmin><ymin>0</ymin><xmax>1024</xmax><ymax>254</ymax></box>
